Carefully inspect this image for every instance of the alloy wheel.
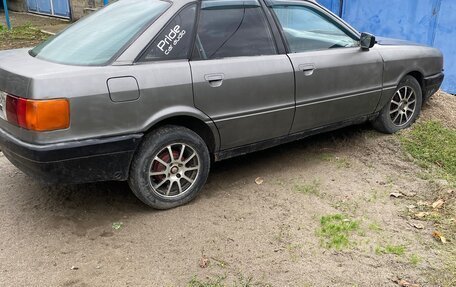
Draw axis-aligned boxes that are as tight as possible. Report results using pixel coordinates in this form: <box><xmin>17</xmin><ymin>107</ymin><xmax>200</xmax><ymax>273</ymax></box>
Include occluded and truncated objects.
<box><xmin>389</xmin><ymin>86</ymin><xmax>417</xmax><ymax>126</ymax></box>
<box><xmin>149</xmin><ymin>143</ymin><xmax>200</xmax><ymax>198</ymax></box>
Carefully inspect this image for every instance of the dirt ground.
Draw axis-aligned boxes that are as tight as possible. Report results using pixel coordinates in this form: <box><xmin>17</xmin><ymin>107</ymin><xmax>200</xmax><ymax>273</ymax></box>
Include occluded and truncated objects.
<box><xmin>0</xmin><ymin>14</ymin><xmax>455</xmax><ymax>287</ymax></box>
<box><xmin>0</xmin><ymin>93</ymin><xmax>453</xmax><ymax>287</ymax></box>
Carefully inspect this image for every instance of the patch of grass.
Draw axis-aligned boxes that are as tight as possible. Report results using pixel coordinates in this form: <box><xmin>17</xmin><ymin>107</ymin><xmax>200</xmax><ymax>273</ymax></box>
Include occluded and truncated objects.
<box><xmin>385</xmin><ymin>175</ymin><xmax>395</xmax><ymax>185</ymax></box>
<box><xmin>443</xmin><ymin>255</ymin><xmax>456</xmax><ymax>287</ymax></box>
<box><xmin>401</xmin><ymin>122</ymin><xmax>456</xmax><ymax>286</ymax></box>
<box><xmin>188</xmin><ymin>275</ymin><xmax>269</xmax><ymax>287</ymax></box>
<box><xmin>364</xmin><ymin>189</ymin><xmax>381</xmax><ymax>203</ymax></box>
<box><xmin>111</xmin><ymin>222</ymin><xmax>123</xmax><ymax>230</ymax></box>
<box><xmin>332</xmin><ymin>200</ymin><xmax>360</xmax><ymax>213</ymax></box>
<box><xmin>0</xmin><ymin>23</ymin><xmax>48</xmax><ymax>41</ymax></box>
<box><xmin>319</xmin><ymin>152</ymin><xmax>334</xmax><ymax>161</ymax></box>
<box><xmin>318</xmin><ymin>153</ymin><xmax>351</xmax><ymax>168</ymax></box>
<box><xmin>0</xmin><ymin>23</ymin><xmax>49</xmax><ymax>50</ymax></box>
<box><xmin>286</xmin><ymin>243</ymin><xmax>302</xmax><ymax>261</ymax></box>
<box><xmin>274</xmin><ymin>224</ymin><xmax>291</xmax><ymax>244</ymax></box>
<box><xmin>401</xmin><ymin>121</ymin><xmax>456</xmax><ymax>185</ymax></box>
<box><xmin>429</xmin><ymin>252</ymin><xmax>456</xmax><ymax>287</ymax></box>
<box><xmin>318</xmin><ymin>214</ymin><xmax>360</xmax><ymax>249</ymax></box>
<box><xmin>211</xmin><ymin>257</ymin><xmax>228</xmax><ymax>269</ymax></box>
<box><xmin>368</xmin><ymin>222</ymin><xmax>382</xmax><ymax>232</ymax></box>
<box><xmin>293</xmin><ymin>180</ymin><xmax>320</xmax><ymax>196</ymax></box>
<box><xmin>236</xmin><ymin>275</ymin><xmax>255</xmax><ymax>287</ymax></box>
<box><xmin>409</xmin><ymin>253</ymin><xmax>421</xmax><ymax>266</ymax></box>
<box><xmin>335</xmin><ymin>157</ymin><xmax>351</xmax><ymax>169</ymax></box>
<box><xmin>375</xmin><ymin>244</ymin><xmax>406</xmax><ymax>256</ymax></box>
<box><xmin>188</xmin><ymin>275</ymin><xmax>226</xmax><ymax>287</ymax></box>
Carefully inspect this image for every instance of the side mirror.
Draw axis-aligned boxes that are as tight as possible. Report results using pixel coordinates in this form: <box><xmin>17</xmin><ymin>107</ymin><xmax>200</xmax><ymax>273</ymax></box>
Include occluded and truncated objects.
<box><xmin>360</xmin><ymin>32</ymin><xmax>376</xmax><ymax>49</ymax></box>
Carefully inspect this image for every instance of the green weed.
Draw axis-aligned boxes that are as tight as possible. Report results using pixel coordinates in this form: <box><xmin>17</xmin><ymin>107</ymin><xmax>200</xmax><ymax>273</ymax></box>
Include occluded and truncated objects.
<box><xmin>318</xmin><ymin>214</ymin><xmax>360</xmax><ymax>249</ymax></box>
<box><xmin>188</xmin><ymin>275</ymin><xmax>226</xmax><ymax>287</ymax></box>
<box><xmin>375</xmin><ymin>244</ymin><xmax>406</xmax><ymax>256</ymax></box>
<box><xmin>286</xmin><ymin>243</ymin><xmax>302</xmax><ymax>261</ymax></box>
<box><xmin>319</xmin><ymin>152</ymin><xmax>334</xmax><ymax>161</ymax></box>
<box><xmin>318</xmin><ymin>153</ymin><xmax>351</xmax><ymax>168</ymax></box>
<box><xmin>409</xmin><ymin>253</ymin><xmax>421</xmax><ymax>266</ymax></box>
<box><xmin>401</xmin><ymin>121</ymin><xmax>456</xmax><ymax>185</ymax></box>
<box><xmin>0</xmin><ymin>23</ymin><xmax>48</xmax><ymax>41</ymax></box>
<box><xmin>293</xmin><ymin>180</ymin><xmax>320</xmax><ymax>196</ymax></box>
<box><xmin>188</xmin><ymin>274</ymin><xmax>268</xmax><ymax>287</ymax></box>
<box><xmin>368</xmin><ymin>222</ymin><xmax>382</xmax><ymax>232</ymax></box>
<box><xmin>335</xmin><ymin>157</ymin><xmax>351</xmax><ymax>169</ymax></box>
<box><xmin>332</xmin><ymin>200</ymin><xmax>360</xmax><ymax>213</ymax></box>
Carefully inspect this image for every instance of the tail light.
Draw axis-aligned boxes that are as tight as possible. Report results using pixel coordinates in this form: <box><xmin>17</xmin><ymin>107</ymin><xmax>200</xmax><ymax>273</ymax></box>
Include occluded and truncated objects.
<box><xmin>0</xmin><ymin>91</ymin><xmax>69</xmax><ymax>131</ymax></box>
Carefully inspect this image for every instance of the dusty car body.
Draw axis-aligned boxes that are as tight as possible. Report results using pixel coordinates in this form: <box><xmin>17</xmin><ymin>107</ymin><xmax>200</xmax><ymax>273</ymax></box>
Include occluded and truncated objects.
<box><xmin>0</xmin><ymin>0</ymin><xmax>444</xmax><ymax>209</ymax></box>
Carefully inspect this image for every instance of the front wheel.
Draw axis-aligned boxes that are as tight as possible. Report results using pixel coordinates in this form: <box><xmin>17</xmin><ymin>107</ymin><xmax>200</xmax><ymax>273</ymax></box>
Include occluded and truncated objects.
<box><xmin>372</xmin><ymin>75</ymin><xmax>423</xmax><ymax>134</ymax></box>
<box><xmin>128</xmin><ymin>125</ymin><xmax>210</xmax><ymax>209</ymax></box>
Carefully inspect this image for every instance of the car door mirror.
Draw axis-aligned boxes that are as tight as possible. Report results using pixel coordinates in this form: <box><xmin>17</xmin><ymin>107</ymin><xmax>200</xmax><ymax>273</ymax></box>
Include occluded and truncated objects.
<box><xmin>360</xmin><ymin>32</ymin><xmax>376</xmax><ymax>49</ymax></box>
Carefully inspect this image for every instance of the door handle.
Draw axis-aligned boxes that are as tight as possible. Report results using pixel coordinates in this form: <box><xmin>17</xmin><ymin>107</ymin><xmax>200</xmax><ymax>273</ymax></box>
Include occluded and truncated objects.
<box><xmin>298</xmin><ymin>64</ymin><xmax>316</xmax><ymax>76</ymax></box>
<box><xmin>204</xmin><ymin>73</ymin><xmax>224</xmax><ymax>88</ymax></box>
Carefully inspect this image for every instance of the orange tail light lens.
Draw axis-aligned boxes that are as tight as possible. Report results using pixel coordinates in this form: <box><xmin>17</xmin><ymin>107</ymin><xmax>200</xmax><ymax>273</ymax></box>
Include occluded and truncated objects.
<box><xmin>4</xmin><ymin>95</ymin><xmax>70</xmax><ymax>131</ymax></box>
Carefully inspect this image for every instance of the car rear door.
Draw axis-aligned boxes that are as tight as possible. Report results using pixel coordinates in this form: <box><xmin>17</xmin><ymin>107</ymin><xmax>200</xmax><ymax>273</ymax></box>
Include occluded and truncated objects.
<box><xmin>190</xmin><ymin>0</ymin><xmax>295</xmax><ymax>150</ymax></box>
<box><xmin>268</xmin><ymin>0</ymin><xmax>383</xmax><ymax>133</ymax></box>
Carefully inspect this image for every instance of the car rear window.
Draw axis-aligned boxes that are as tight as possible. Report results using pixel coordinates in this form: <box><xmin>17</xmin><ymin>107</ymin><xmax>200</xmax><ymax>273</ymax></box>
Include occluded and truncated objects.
<box><xmin>30</xmin><ymin>0</ymin><xmax>171</xmax><ymax>66</ymax></box>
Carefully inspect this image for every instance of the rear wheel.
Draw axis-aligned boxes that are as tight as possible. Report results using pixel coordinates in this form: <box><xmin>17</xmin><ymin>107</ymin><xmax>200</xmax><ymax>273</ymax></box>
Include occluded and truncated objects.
<box><xmin>372</xmin><ymin>75</ymin><xmax>422</xmax><ymax>134</ymax></box>
<box><xmin>128</xmin><ymin>125</ymin><xmax>210</xmax><ymax>209</ymax></box>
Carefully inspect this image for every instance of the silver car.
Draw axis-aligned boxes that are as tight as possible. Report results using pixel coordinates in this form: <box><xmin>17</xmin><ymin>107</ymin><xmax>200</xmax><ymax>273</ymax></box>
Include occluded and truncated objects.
<box><xmin>0</xmin><ymin>0</ymin><xmax>444</xmax><ymax>209</ymax></box>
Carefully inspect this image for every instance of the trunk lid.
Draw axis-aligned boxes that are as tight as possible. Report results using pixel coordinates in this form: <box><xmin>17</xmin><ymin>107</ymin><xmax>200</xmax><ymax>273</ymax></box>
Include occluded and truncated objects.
<box><xmin>0</xmin><ymin>48</ymin><xmax>90</xmax><ymax>99</ymax></box>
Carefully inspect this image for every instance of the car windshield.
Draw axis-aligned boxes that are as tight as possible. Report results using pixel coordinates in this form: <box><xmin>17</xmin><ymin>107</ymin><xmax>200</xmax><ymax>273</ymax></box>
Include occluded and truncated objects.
<box><xmin>30</xmin><ymin>0</ymin><xmax>171</xmax><ymax>66</ymax></box>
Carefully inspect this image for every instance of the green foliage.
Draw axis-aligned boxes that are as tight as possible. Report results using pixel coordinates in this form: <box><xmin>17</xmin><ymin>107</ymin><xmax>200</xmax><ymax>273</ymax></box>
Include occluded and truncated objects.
<box><xmin>0</xmin><ymin>23</ymin><xmax>49</xmax><ymax>42</ymax></box>
<box><xmin>401</xmin><ymin>121</ymin><xmax>456</xmax><ymax>184</ymax></box>
<box><xmin>375</xmin><ymin>244</ymin><xmax>406</xmax><ymax>256</ymax></box>
<box><xmin>319</xmin><ymin>152</ymin><xmax>334</xmax><ymax>161</ymax></box>
<box><xmin>319</xmin><ymin>153</ymin><xmax>351</xmax><ymax>168</ymax></box>
<box><xmin>188</xmin><ymin>276</ymin><xmax>225</xmax><ymax>287</ymax></box>
<box><xmin>409</xmin><ymin>253</ymin><xmax>421</xmax><ymax>266</ymax></box>
<box><xmin>318</xmin><ymin>214</ymin><xmax>360</xmax><ymax>249</ymax></box>
<box><xmin>368</xmin><ymin>222</ymin><xmax>382</xmax><ymax>232</ymax></box>
<box><xmin>187</xmin><ymin>275</ymin><xmax>261</xmax><ymax>287</ymax></box>
<box><xmin>293</xmin><ymin>180</ymin><xmax>320</xmax><ymax>195</ymax></box>
<box><xmin>111</xmin><ymin>222</ymin><xmax>123</xmax><ymax>230</ymax></box>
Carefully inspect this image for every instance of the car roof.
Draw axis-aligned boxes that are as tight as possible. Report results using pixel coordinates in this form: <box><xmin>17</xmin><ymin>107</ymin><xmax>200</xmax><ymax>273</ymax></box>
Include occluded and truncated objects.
<box><xmin>174</xmin><ymin>0</ymin><xmax>316</xmax><ymax>5</ymax></box>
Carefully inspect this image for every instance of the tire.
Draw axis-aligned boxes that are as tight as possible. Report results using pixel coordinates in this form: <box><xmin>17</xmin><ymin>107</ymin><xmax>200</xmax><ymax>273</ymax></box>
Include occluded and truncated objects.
<box><xmin>372</xmin><ymin>75</ymin><xmax>423</xmax><ymax>134</ymax></box>
<box><xmin>128</xmin><ymin>125</ymin><xmax>210</xmax><ymax>209</ymax></box>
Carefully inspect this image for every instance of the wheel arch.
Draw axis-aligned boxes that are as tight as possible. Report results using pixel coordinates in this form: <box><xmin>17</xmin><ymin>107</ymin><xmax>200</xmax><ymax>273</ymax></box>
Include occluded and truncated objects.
<box><xmin>376</xmin><ymin>69</ymin><xmax>425</xmax><ymax>113</ymax></box>
<box><xmin>142</xmin><ymin>106</ymin><xmax>220</xmax><ymax>155</ymax></box>
<box><xmin>407</xmin><ymin>71</ymin><xmax>425</xmax><ymax>92</ymax></box>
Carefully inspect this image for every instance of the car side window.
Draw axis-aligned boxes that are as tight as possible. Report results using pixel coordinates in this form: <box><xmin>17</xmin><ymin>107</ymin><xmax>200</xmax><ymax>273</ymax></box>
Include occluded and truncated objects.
<box><xmin>271</xmin><ymin>5</ymin><xmax>359</xmax><ymax>53</ymax></box>
<box><xmin>140</xmin><ymin>4</ymin><xmax>197</xmax><ymax>61</ymax></box>
<box><xmin>192</xmin><ymin>0</ymin><xmax>277</xmax><ymax>60</ymax></box>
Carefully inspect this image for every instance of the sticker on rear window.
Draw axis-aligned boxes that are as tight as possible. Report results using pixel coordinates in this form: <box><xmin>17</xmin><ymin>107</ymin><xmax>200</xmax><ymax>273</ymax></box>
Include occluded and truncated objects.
<box><xmin>157</xmin><ymin>25</ymin><xmax>187</xmax><ymax>55</ymax></box>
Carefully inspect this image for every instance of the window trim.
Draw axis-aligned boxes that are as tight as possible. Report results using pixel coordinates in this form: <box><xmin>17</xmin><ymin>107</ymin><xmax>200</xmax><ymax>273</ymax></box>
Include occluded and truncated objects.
<box><xmin>259</xmin><ymin>0</ymin><xmax>286</xmax><ymax>54</ymax></box>
<box><xmin>190</xmin><ymin>1</ymin><xmax>279</xmax><ymax>61</ymax></box>
<box><xmin>134</xmin><ymin>2</ymin><xmax>199</xmax><ymax>63</ymax></box>
<box><xmin>266</xmin><ymin>0</ymin><xmax>361</xmax><ymax>54</ymax></box>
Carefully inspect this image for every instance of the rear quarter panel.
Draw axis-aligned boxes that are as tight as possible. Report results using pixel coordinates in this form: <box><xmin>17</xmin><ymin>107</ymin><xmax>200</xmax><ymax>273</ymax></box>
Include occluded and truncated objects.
<box><xmin>0</xmin><ymin>57</ymin><xmax>214</xmax><ymax>146</ymax></box>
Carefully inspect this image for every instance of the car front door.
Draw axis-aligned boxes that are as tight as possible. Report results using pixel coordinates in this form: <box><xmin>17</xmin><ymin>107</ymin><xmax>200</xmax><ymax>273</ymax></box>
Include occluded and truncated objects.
<box><xmin>190</xmin><ymin>0</ymin><xmax>295</xmax><ymax>150</ymax></box>
<box><xmin>268</xmin><ymin>1</ymin><xmax>384</xmax><ymax>133</ymax></box>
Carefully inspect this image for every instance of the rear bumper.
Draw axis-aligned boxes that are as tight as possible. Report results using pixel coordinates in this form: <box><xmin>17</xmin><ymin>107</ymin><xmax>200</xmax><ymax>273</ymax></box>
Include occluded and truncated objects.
<box><xmin>0</xmin><ymin>128</ymin><xmax>143</xmax><ymax>183</ymax></box>
<box><xmin>423</xmin><ymin>72</ymin><xmax>444</xmax><ymax>101</ymax></box>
